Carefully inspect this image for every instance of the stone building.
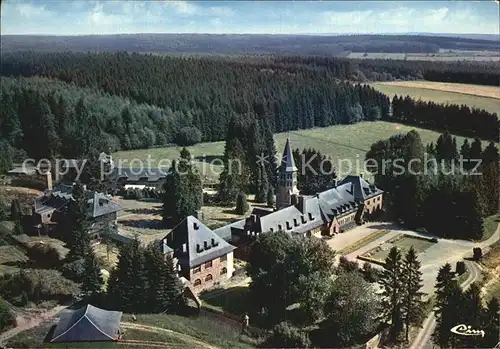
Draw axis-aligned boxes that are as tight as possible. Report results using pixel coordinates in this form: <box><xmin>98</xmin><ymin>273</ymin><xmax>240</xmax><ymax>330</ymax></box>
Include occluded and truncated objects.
<box><xmin>32</xmin><ymin>182</ymin><xmax>121</xmax><ymax>238</ymax></box>
<box><xmin>214</xmin><ymin>140</ymin><xmax>384</xmax><ymax>257</ymax></box>
<box><xmin>162</xmin><ymin>216</ymin><xmax>236</xmax><ymax>293</ymax></box>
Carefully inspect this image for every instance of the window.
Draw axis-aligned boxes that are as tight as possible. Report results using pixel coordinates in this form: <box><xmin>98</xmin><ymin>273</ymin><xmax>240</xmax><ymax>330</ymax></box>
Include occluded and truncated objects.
<box><xmin>220</xmin><ymin>255</ymin><xmax>227</xmax><ymax>262</ymax></box>
<box><xmin>221</xmin><ymin>267</ymin><xmax>227</xmax><ymax>275</ymax></box>
<box><xmin>205</xmin><ymin>274</ymin><xmax>213</xmax><ymax>282</ymax></box>
<box><xmin>205</xmin><ymin>260</ymin><xmax>212</xmax><ymax>269</ymax></box>
<box><xmin>193</xmin><ymin>266</ymin><xmax>201</xmax><ymax>274</ymax></box>
<box><xmin>194</xmin><ymin>279</ymin><xmax>201</xmax><ymax>287</ymax></box>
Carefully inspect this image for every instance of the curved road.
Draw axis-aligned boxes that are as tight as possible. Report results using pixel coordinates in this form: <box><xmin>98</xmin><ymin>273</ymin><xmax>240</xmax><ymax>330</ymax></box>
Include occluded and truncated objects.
<box><xmin>410</xmin><ymin>222</ymin><xmax>500</xmax><ymax>349</ymax></box>
<box><xmin>410</xmin><ymin>260</ymin><xmax>482</xmax><ymax>349</ymax></box>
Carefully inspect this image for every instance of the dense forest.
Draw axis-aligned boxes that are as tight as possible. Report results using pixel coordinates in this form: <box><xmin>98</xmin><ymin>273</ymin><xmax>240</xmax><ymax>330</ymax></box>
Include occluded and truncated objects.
<box><xmin>2</xmin><ymin>34</ymin><xmax>499</xmax><ymax>54</ymax></box>
<box><xmin>0</xmin><ymin>53</ymin><xmax>392</xmax><ymax>162</ymax></box>
<box><xmin>1</xmin><ymin>51</ymin><xmax>498</xmax><ymax>169</ymax></box>
<box><xmin>388</xmin><ymin>95</ymin><xmax>499</xmax><ymax>142</ymax></box>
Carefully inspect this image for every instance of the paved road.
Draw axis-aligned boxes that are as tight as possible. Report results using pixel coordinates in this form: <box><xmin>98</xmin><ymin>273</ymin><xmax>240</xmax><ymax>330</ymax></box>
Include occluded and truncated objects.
<box><xmin>410</xmin><ymin>260</ymin><xmax>481</xmax><ymax>349</ymax></box>
<box><xmin>410</xmin><ymin>221</ymin><xmax>500</xmax><ymax>349</ymax></box>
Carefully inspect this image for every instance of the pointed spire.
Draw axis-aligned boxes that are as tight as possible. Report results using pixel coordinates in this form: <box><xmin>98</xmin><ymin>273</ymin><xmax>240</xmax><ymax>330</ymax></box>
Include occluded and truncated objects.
<box><xmin>280</xmin><ymin>138</ymin><xmax>297</xmax><ymax>172</ymax></box>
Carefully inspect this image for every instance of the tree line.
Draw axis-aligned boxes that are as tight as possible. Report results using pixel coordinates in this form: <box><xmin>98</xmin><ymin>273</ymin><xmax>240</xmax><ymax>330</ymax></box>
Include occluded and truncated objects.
<box><xmin>366</xmin><ymin>130</ymin><xmax>499</xmax><ymax>240</ymax></box>
<box><xmin>388</xmin><ymin>95</ymin><xmax>499</xmax><ymax>142</ymax></box>
<box><xmin>247</xmin><ymin>231</ymin><xmax>429</xmax><ymax>347</ymax></box>
<box><xmin>2</xmin><ymin>34</ymin><xmax>499</xmax><ymax>55</ymax></box>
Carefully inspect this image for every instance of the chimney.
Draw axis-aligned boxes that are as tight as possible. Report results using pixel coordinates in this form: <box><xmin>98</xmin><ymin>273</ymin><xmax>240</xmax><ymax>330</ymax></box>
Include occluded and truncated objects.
<box><xmin>182</xmin><ymin>243</ymin><xmax>187</xmax><ymax>253</ymax></box>
<box><xmin>297</xmin><ymin>196</ymin><xmax>306</xmax><ymax>213</ymax></box>
<box><xmin>46</xmin><ymin>171</ymin><xmax>53</xmax><ymax>191</ymax></box>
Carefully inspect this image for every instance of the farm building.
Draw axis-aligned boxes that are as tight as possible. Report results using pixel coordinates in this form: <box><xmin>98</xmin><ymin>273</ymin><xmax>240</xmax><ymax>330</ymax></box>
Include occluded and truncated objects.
<box><xmin>49</xmin><ymin>305</ymin><xmax>122</xmax><ymax>343</ymax></box>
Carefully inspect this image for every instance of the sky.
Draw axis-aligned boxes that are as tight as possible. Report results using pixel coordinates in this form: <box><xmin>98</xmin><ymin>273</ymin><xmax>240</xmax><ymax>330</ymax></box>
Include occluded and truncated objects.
<box><xmin>1</xmin><ymin>0</ymin><xmax>499</xmax><ymax>36</ymax></box>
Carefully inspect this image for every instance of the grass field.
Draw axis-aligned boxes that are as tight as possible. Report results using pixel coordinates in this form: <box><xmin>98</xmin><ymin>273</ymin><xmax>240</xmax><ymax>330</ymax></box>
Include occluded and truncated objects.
<box><xmin>372</xmin><ymin>83</ymin><xmax>500</xmax><ymax>115</ymax></box>
<box><xmin>374</xmin><ymin>81</ymin><xmax>500</xmax><ymax>100</ymax></box>
<box><xmin>114</xmin><ymin>121</ymin><xmax>484</xmax><ymax>182</ymax></box>
<box><xmin>362</xmin><ymin>234</ymin><xmax>435</xmax><ymax>262</ymax></box>
<box><xmin>6</xmin><ymin>313</ymin><xmax>257</xmax><ymax>349</ymax></box>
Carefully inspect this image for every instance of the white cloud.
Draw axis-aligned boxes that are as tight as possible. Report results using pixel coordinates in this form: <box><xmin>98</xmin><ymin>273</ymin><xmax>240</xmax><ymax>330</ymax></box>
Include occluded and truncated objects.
<box><xmin>163</xmin><ymin>1</ymin><xmax>198</xmax><ymax>15</ymax></box>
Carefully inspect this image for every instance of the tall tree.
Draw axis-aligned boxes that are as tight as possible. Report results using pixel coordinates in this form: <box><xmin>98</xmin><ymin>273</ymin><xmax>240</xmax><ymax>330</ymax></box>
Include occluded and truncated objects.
<box><xmin>235</xmin><ymin>192</ymin><xmax>249</xmax><ymax>215</ymax></box>
<box><xmin>162</xmin><ymin>149</ymin><xmax>202</xmax><ymax>224</ymax></box>
<box><xmin>401</xmin><ymin>247</ymin><xmax>425</xmax><ymax>341</ymax></box>
<box><xmin>65</xmin><ymin>182</ymin><xmax>90</xmax><ymax>262</ymax></box>
<box><xmin>81</xmin><ymin>250</ymin><xmax>104</xmax><ymax>299</ymax></box>
<box><xmin>379</xmin><ymin>247</ymin><xmax>404</xmax><ymax>341</ymax></box>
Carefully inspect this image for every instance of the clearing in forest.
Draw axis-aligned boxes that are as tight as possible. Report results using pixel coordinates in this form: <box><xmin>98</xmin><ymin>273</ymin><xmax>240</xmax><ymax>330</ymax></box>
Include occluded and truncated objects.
<box><xmin>372</xmin><ymin>82</ymin><xmax>500</xmax><ymax>115</ymax></box>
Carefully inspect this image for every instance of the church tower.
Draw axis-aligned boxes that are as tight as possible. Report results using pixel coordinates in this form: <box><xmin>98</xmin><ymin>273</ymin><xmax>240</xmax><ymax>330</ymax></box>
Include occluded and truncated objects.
<box><xmin>276</xmin><ymin>138</ymin><xmax>299</xmax><ymax>210</ymax></box>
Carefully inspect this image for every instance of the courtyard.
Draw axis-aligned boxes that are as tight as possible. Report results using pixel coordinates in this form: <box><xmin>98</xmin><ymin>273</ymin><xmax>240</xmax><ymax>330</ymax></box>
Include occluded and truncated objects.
<box><xmin>360</xmin><ymin>234</ymin><xmax>436</xmax><ymax>263</ymax></box>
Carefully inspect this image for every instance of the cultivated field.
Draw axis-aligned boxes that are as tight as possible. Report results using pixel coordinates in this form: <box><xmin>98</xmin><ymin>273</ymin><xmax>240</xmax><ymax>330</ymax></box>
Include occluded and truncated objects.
<box><xmin>346</xmin><ymin>51</ymin><xmax>500</xmax><ymax>62</ymax></box>
<box><xmin>114</xmin><ymin>121</ymin><xmax>486</xmax><ymax>182</ymax></box>
<box><xmin>372</xmin><ymin>83</ymin><xmax>500</xmax><ymax>115</ymax></box>
<box><xmin>374</xmin><ymin>81</ymin><xmax>500</xmax><ymax>100</ymax></box>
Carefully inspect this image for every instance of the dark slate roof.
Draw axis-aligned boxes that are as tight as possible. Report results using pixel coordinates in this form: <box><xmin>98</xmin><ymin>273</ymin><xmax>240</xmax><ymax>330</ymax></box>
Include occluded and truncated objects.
<box><xmin>279</xmin><ymin>138</ymin><xmax>297</xmax><ymax>172</ymax></box>
<box><xmin>213</xmin><ymin>219</ymin><xmax>246</xmax><ymax>241</ymax></box>
<box><xmin>50</xmin><ymin>305</ymin><xmax>122</xmax><ymax>343</ymax></box>
<box><xmin>34</xmin><ymin>184</ymin><xmax>121</xmax><ymax>218</ymax></box>
<box><xmin>164</xmin><ymin>216</ymin><xmax>236</xmax><ymax>268</ymax></box>
<box><xmin>244</xmin><ymin>175</ymin><xmax>382</xmax><ymax>235</ymax></box>
<box><xmin>111</xmin><ymin>167</ymin><xmax>169</xmax><ymax>182</ymax></box>
<box><xmin>337</xmin><ymin>175</ymin><xmax>383</xmax><ymax>201</ymax></box>
<box><xmin>7</xmin><ymin>166</ymin><xmax>37</xmax><ymax>175</ymax></box>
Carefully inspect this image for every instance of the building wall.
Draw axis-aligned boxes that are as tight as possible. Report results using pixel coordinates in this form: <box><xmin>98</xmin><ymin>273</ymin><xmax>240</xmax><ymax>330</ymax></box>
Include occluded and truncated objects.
<box><xmin>189</xmin><ymin>253</ymin><xmax>231</xmax><ymax>293</ymax></box>
<box><xmin>364</xmin><ymin>194</ymin><xmax>383</xmax><ymax>214</ymax></box>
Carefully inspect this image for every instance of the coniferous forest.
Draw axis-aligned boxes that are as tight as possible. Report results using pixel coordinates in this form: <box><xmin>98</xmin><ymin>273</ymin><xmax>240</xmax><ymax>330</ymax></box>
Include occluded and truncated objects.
<box><xmin>1</xmin><ymin>51</ymin><xmax>498</xmax><ymax>168</ymax></box>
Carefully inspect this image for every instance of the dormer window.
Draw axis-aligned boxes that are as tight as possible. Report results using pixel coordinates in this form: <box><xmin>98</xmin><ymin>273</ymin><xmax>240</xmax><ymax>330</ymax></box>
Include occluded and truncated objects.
<box><xmin>294</xmin><ymin>218</ymin><xmax>299</xmax><ymax>227</ymax></box>
<box><xmin>286</xmin><ymin>221</ymin><xmax>291</xmax><ymax>230</ymax></box>
<box><xmin>308</xmin><ymin>213</ymin><xmax>314</xmax><ymax>220</ymax></box>
<box><xmin>193</xmin><ymin>222</ymin><xmax>199</xmax><ymax>230</ymax></box>
<box><xmin>270</xmin><ymin>228</ymin><xmax>274</xmax><ymax>233</ymax></box>
<box><xmin>301</xmin><ymin>215</ymin><xmax>306</xmax><ymax>224</ymax></box>
<box><xmin>278</xmin><ymin>224</ymin><xmax>282</xmax><ymax>231</ymax></box>
<box><xmin>196</xmin><ymin>244</ymin><xmax>203</xmax><ymax>253</ymax></box>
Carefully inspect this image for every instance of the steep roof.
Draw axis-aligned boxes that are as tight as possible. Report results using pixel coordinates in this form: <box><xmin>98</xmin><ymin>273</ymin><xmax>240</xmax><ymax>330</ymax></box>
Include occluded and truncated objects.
<box><xmin>111</xmin><ymin>167</ymin><xmax>169</xmax><ymax>182</ymax></box>
<box><xmin>50</xmin><ymin>305</ymin><xmax>122</xmax><ymax>343</ymax></box>
<box><xmin>34</xmin><ymin>184</ymin><xmax>121</xmax><ymax>218</ymax></box>
<box><xmin>337</xmin><ymin>175</ymin><xmax>383</xmax><ymax>201</ymax></box>
<box><xmin>246</xmin><ymin>175</ymin><xmax>381</xmax><ymax>235</ymax></box>
<box><xmin>164</xmin><ymin>216</ymin><xmax>236</xmax><ymax>268</ymax></box>
<box><xmin>213</xmin><ymin>219</ymin><xmax>246</xmax><ymax>242</ymax></box>
<box><xmin>279</xmin><ymin>138</ymin><xmax>298</xmax><ymax>172</ymax></box>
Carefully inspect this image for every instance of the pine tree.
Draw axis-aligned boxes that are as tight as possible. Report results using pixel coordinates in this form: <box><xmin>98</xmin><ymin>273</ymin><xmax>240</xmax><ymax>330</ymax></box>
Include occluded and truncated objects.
<box><xmin>162</xmin><ymin>150</ymin><xmax>202</xmax><ymax>223</ymax></box>
<box><xmin>143</xmin><ymin>242</ymin><xmax>183</xmax><ymax>313</ymax></box>
<box><xmin>481</xmin><ymin>142</ymin><xmax>500</xmax><ymax>215</ymax></box>
<box><xmin>433</xmin><ymin>263</ymin><xmax>461</xmax><ymax>348</ymax></box>
<box><xmin>10</xmin><ymin>199</ymin><xmax>22</xmax><ymax>222</ymax></box>
<box><xmin>107</xmin><ymin>237</ymin><xmax>147</xmax><ymax>312</ymax></box>
<box><xmin>81</xmin><ymin>250</ymin><xmax>104</xmax><ymax>299</ymax></box>
<box><xmin>401</xmin><ymin>247</ymin><xmax>425</xmax><ymax>342</ymax></box>
<box><xmin>65</xmin><ymin>182</ymin><xmax>90</xmax><ymax>261</ymax></box>
<box><xmin>163</xmin><ymin>254</ymin><xmax>184</xmax><ymax>312</ymax></box>
<box><xmin>255</xmin><ymin>165</ymin><xmax>268</xmax><ymax>203</ymax></box>
<box><xmin>482</xmin><ymin>297</ymin><xmax>499</xmax><ymax>348</ymax></box>
<box><xmin>379</xmin><ymin>247</ymin><xmax>404</xmax><ymax>341</ymax></box>
<box><xmin>267</xmin><ymin>187</ymin><xmax>275</xmax><ymax>208</ymax></box>
<box><xmin>235</xmin><ymin>192</ymin><xmax>249</xmax><ymax>215</ymax></box>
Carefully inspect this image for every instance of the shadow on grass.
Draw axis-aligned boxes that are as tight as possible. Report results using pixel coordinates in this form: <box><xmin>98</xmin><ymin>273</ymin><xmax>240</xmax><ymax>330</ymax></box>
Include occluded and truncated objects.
<box><xmin>200</xmin><ymin>286</ymin><xmax>249</xmax><ymax>316</ymax></box>
<box><xmin>125</xmin><ymin>207</ymin><xmax>163</xmax><ymax>215</ymax></box>
<box><xmin>119</xmin><ymin>219</ymin><xmax>164</xmax><ymax>230</ymax></box>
